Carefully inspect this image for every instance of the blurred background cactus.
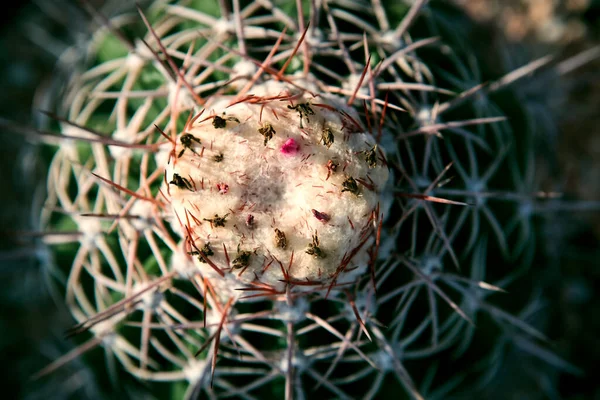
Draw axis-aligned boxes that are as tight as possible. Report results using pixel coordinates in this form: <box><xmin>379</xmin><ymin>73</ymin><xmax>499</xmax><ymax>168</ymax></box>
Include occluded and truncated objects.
<box><xmin>1</xmin><ymin>0</ymin><xmax>599</xmax><ymax>399</ymax></box>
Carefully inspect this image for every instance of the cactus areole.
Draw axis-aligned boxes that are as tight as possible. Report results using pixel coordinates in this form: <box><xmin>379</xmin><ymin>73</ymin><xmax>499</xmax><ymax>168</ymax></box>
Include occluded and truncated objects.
<box><xmin>169</xmin><ymin>80</ymin><xmax>389</xmax><ymax>296</ymax></box>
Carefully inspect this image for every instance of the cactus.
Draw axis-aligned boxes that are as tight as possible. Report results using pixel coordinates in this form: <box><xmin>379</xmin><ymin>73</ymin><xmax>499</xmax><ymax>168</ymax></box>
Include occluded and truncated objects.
<box><xmin>29</xmin><ymin>0</ymin><xmax>590</xmax><ymax>398</ymax></box>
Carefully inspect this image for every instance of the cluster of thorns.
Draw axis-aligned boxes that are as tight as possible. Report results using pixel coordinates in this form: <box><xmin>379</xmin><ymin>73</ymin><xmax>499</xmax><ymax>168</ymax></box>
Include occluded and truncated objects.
<box><xmin>28</xmin><ymin>1</ymin><xmax>486</xmax><ymax>390</ymax></box>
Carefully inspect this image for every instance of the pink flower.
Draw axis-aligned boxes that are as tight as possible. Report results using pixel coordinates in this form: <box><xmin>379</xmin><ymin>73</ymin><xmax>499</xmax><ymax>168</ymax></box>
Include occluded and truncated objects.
<box><xmin>217</xmin><ymin>182</ymin><xmax>229</xmax><ymax>194</ymax></box>
<box><xmin>280</xmin><ymin>138</ymin><xmax>300</xmax><ymax>156</ymax></box>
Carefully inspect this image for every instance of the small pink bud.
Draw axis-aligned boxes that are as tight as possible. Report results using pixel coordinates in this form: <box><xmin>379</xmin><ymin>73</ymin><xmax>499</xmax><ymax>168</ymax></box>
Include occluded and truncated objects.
<box><xmin>217</xmin><ymin>182</ymin><xmax>229</xmax><ymax>194</ymax></box>
<box><xmin>280</xmin><ymin>138</ymin><xmax>300</xmax><ymax>156</ymax></box>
